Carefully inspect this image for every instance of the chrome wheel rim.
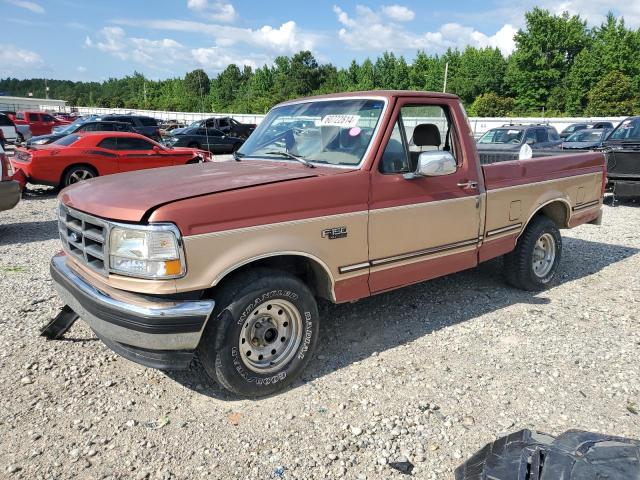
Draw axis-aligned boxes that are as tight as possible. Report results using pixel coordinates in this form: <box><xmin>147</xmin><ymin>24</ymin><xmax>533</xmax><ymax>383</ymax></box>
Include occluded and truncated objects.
<box><xmin>68</xmin><ymin>169</ymin><xmax>94</xmax><ymax>184</ymax></box>
<box><xmin>532</xmin><ymin>233</ymin><xmax>556</xmax><ymax>277</ymax></box>
<box><xmin>239</xmin><ymin>299</ymin><xmax>303</xmax><ymax>374</ymax></box>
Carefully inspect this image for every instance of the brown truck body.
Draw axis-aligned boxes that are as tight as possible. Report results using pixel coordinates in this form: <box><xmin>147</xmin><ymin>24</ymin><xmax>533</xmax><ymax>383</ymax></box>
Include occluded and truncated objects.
<box><xmin>50</xmin><ymin>91</ymin><xmax>605</xmax><ymax>396</ymax></box>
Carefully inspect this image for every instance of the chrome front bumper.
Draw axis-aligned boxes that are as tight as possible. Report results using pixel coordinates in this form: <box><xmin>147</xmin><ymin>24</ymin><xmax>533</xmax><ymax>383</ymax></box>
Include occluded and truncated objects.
<box><xmin>50</xmin><ymin>253</ymin><xmax>215</xmax><ymax>368</ymax></box>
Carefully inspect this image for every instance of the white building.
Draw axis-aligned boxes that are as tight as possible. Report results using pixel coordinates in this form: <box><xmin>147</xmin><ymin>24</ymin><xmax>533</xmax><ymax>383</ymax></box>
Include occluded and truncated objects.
<box><xmin>0</xmin><ymin>95</ymin><xmax>67</xmax><ymax>113</ymax></box>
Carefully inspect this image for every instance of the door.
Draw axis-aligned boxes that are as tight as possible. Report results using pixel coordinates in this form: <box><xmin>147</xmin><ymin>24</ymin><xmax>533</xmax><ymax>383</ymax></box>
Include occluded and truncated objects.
<box><xmin>28</xmin><ymin>113</ymin><xmax>44</xmax><ymax>135</ymax></box>
<box><xmin>111</xmin><ymin>137</ymin><xmax>172</xmax><ymax>172</ymax></box>
<box><xmin>40</xmin><ymin>113</ymin><xmax>57</xmax><ymax>135</ymax></box>
<box><xmin>368</xmin><ymin>99</ymin><xmax>482</xmax><ymax>293</ymax></box>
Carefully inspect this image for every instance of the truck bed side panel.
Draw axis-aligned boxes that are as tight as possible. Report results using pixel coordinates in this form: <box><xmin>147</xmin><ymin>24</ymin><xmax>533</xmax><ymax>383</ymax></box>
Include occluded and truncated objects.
<box><xmin>479</xmin><ymin>153</ymin><xmax>605</xmax><ymax>262</ymax></box>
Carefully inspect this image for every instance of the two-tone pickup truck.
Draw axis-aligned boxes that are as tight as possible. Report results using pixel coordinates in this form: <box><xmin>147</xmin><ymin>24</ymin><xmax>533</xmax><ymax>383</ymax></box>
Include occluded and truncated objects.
<box><xmin>49</xmin><ymin>91</ymin><xmax>605</xmax><ymax>397</ymax></box>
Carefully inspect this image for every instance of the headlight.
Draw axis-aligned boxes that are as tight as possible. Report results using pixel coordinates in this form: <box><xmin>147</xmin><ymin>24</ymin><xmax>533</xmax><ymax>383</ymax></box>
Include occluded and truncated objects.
<box><xmin>108</xmin><ymin>225</ymin><xmax>185</xmax><ymax>279</ymax></box>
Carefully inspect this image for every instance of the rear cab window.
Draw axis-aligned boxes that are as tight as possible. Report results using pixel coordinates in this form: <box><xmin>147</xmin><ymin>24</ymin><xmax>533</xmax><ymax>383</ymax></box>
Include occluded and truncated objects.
<box><xmin>28</xmin><ymin>113</ymin><xmax>40</xmax><ymax>122</ymax></box>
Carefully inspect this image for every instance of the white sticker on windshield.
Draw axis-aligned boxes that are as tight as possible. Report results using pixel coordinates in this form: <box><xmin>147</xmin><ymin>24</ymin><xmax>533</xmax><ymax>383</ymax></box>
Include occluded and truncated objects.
<box><xmin>320</xmin><ymin>114</ymin><xmax>360</xmax><ymax>128</ymax></box>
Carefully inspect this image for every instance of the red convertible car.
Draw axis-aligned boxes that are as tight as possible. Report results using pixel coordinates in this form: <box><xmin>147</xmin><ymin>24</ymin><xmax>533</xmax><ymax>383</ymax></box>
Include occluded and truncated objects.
<box><xmin>11</xmin><ymin>132</ymin><xmax>211</xmax><ymax>188</ymax></box>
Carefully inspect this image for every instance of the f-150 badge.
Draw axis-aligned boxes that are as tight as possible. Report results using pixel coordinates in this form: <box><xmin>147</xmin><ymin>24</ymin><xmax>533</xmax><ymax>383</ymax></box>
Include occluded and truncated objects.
<box><xmin>321</xmin><ymin>227</ymin><xmax>347</xmax><ymax>240</ymax></box>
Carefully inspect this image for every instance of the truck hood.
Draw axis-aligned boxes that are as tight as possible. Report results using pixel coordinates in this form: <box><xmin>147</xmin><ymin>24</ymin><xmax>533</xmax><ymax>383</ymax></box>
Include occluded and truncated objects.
<box><xmin>60</xmin><ymin>161</ymin><xmax>331</xmax><ymax>222</ymax></box>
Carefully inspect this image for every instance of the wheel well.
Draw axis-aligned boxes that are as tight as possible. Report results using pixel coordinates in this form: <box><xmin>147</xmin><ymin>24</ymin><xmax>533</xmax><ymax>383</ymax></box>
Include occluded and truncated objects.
<box><xmin>211</xmin><ymin>255</ymin><xmax>334</xmax><ymax>301</ymax></box>
<box><xmin>60</xmin><ymin>163</ymin><xmax>98</xmax><ymax>185</ymax></box>
<box><xmin>532</xmin><ymin>200</ymin><xmax>570</xmax><ymax>229</ymax></box>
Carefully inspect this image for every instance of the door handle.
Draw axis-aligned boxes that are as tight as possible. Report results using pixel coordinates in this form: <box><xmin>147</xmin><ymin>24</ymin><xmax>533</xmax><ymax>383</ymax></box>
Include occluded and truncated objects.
<box><xmin>457</xmin><ymin>180</ymin><xmax>479</xmax><ymax>189</ymax></box>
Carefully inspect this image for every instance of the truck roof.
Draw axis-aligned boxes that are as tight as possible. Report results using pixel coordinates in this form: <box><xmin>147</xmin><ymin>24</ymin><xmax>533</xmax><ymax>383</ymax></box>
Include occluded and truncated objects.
<box><xmin>278</xmin><ymin>90</ymin><xmax>459</xmax><ymax>106</ymax></box>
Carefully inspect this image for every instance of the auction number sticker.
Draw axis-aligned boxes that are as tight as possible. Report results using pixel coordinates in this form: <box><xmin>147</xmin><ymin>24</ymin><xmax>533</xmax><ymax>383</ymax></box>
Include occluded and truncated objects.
<box><xmin>320</xmin><ymin>114</ymin><xmax>360</xmax><ymax>128</ymax></box>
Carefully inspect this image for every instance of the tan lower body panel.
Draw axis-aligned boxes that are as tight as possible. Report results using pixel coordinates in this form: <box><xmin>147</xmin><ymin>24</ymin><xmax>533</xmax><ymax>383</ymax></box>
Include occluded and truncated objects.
<box><xmin>178</xmin><ymin>210</ymin><xmax>370</xmax><ymax>297</ymax></box>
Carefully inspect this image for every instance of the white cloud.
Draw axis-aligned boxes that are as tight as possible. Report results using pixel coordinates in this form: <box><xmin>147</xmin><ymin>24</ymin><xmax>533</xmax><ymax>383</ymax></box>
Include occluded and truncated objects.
<box><xmin>187</xmin><ymin>0</ymin><xmax>237</xmax><ymax>22</ymax></box>
<box><xmin>114</xmin><ymin>18</ymin><xmax>320</xmax><ymax>54</ymax></box>
<box><xmin>545</xmin><ymin>0</ymin><xmax>640</xmax><ymax>27</ymax></box>
<box><xmin>76</xmin><ymin>66</ymin><xmax>87</xmax><ymax>73</ymax></box>
<box><xmin>191</xmin><ymin>47</ymin><xmax>263</xmax><ymax>70</ymax></box>
<box><xmin>0</xmin><ymin>44</ymin><xmax>44</xmax><ymax>75</ymax></box>
<box><xmin>333</xmin><ymin>5</ymin><xmax>516</xmax><ymax>55</ymax></box>
<box><xmin>381</xmin><ymin>5</ymin><xmax>415</xmax><ymax>22</ymax></box>
<box><xmin>86</xmin><ymin>27</ymin><xmax>269</xmax><ymax>72</ymax></box>
<box><xmin>5</xmin><ymin>0</ymin><xmax>44</xmax><ymax>14</ymax></box>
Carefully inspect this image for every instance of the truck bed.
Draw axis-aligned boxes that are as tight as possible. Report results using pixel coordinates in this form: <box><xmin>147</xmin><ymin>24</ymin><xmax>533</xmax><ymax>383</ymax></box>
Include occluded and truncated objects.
<box><xmin>478</xmin><ymin>151</ymin><xmax>606</xmax><ymax>262</ymax></box>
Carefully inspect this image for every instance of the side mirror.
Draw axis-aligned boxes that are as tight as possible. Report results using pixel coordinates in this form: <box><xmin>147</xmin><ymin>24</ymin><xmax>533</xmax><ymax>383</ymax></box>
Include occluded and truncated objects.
<box><xmin>406</xmin><ymin>151</ymin><xmax>457</xmax><ymax>179</ymax></box>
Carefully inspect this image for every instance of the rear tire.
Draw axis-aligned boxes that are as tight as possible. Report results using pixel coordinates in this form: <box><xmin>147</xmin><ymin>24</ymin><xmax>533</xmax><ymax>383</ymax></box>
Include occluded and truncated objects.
<box><xmin>198</xmin><ymin>269</ymin><xmax>319</xmax><ymax>397</ymax></box>
<box><xmin>61</xmin><ymin>165</ymin><xmax>97</xmax><ymax>188</ymax></box>
<box><xmin>503</xmin><ymin>216</ymin><xmax>562</xmax><ymax>291</ymax></box>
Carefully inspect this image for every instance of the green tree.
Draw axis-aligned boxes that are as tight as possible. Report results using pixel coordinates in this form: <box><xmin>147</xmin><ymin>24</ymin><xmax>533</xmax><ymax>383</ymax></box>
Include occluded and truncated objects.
<box><xmin>184</xmin><ymin>69</ymin><xmax>210</xmax><ymax>97</ymax></box>
<box><xmin>506</xmin><ymin>8</ymin><xmax>589</xmax><ymax>113</ymax></box>
<box><xmin>467</xmin><ymin>93</ymin><xmax>515</xmax><ymax>116</ymax></box>
<box><xmin>585</xmin><ymin>71</ymin><xmax>635</xmax><ymax>116</ymax></box>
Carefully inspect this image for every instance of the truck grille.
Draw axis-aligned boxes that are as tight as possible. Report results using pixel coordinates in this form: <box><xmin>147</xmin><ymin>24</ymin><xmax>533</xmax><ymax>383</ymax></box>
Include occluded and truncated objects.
<box><xmin>58</xmin><ymin>204</ymin><xmax>109</xmax><ymax>275</ymax></box>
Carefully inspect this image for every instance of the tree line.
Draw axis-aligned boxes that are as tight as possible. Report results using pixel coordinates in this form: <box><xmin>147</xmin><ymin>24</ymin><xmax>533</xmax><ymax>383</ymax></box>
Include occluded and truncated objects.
<box><xmin>1</xmin><ymin>8</ymin><xmax>640</xmax><ymax>117</ymax></box>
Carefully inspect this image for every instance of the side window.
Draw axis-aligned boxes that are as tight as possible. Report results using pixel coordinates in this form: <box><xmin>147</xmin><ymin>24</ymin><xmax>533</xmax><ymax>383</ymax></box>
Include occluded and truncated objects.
<box><xmin>379</xmin><ymin>104</ymin><xmax>458</xmax><ymax>174</ymax></box>
<box><xmin>139</xmin><ymin>117</ymin><xmax>157</xmax><ymax>126</ymax></box>
<box><xmin>525</xmin><ymin>129</ymin><xmax>537</xmax><ymax>144</ymax></box>
<box><xmin>97</xmin><ymin>137</ymin><xmax>118</xmax><ymax>149</ymax></box>
<box><xmin>0</xmin><ymin>115</ymin><xmax>12</xmax><ymax>126</ymax></box>
<box><xmin>16</xmin><ymin>112</ymin><xmax>24</xmax><ymax>120</ymax></box>
<box><xmin>535</xmin><ymin>128</ymin><xmax>548</xmax><ymax>143</ymax></box>
<box><xmin>42</xmin><ymin>114</ymin><xmax>55</xmax><ymax>122</ymax></box>
<box><xmin>80</xmin><ymin>123</ymin><xmax>96</xmax><ymax>132</ymax></box>
<box><xmin>379</xmin><ymin>121</ymin><xmax>409</xmax><ymax>174</ymax></box>
<box><xmin>548</xmin><ymin>129</ymin><xmax>560</xmax><ymax>141</ymax></box>
<box><xmin>117</xmin><ymin>137</ymin><xmax>154</xmax><ymax>151</ymax></box>
<box><xmin>218</xmin><ymin>118</ymin><xmax>230</xmax><ymax>128</ymax></box>
<box><xmin>29</xmin><ymin>113</ymin><xmax>40</xmax><ymax>122</ymax></box>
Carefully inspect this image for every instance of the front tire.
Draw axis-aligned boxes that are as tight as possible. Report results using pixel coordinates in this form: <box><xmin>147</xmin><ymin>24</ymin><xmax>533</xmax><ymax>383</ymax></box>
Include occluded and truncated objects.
<box><xmin>198</xmin><ymin>269</ymin><xmax>319</xmax><ymax>397</ymax></box>
<box><xmin>503</xmin><ymin>216</ymin><xmax>562</xmax><ymax>291</ymax></box>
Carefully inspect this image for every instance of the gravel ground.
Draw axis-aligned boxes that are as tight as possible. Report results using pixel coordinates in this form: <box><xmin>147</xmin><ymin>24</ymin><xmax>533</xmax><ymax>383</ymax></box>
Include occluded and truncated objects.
<box><xmin>0</xmin><ymin>187</ymin><xmax>639</xmax><ymax>480</ymax></box>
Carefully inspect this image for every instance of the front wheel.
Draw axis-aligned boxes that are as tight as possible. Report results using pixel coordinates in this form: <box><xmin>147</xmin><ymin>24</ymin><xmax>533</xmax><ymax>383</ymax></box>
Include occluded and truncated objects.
<box><xmin>62</xmin><ymin>165</ymin><xmax>97</xmax><ymax>188</ymax></box>
<box><xmin>198</xmin><ymin>269</ymin><xmax>319</xmax><ymax>397</ymax></box>
<box><xmin>503</xmin><ymin>216</ymin><xmax>562</xmax><ymax>291</ymax></box>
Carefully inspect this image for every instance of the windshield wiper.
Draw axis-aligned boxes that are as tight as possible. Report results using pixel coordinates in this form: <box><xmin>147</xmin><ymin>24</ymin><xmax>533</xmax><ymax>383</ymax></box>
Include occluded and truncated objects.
<box><xmin>263</xmin><ymin>150</ymin><xmax>315</xmax><ymax>168</ymax></box>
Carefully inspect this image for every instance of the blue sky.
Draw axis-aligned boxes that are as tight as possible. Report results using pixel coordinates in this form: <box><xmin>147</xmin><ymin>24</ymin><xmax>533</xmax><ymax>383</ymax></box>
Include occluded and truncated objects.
<box><xmin>2</xmin><ymin>0</ymin><xmax>639</xmax><ymax>81</ymax></box>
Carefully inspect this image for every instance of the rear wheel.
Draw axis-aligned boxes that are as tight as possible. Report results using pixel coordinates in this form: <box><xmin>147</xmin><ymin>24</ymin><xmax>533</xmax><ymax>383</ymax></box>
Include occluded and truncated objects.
<box><xmin>198</xmin><ymin>269</ymin><xmax>319</xmax><ymax>397</ymax></box>
<box><xmin>62</xmin><ymin>165</ymin><xmax>97</xmax><ymax>188</ymax></box>
<box><xmin>503</xmin><ymin>216</ymin><xmax>562</xmax><ymax>291</ymax></box>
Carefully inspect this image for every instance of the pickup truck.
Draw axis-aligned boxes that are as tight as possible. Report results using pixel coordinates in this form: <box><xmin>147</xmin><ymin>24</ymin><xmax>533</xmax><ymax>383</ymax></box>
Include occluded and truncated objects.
<box><xmin>601</xmin><ymin>115</ymin><xmax>640</xmax><ymax>198</ymax></box>
<box><xmin>11</xmin><ymin>111</ymin><xmax>70</xmax><ymax>136</ymax></box>
<box><xmin>176</xmin><ymin>116</ymin><xmax>256</xmax><ymax>139</ymax></box>
<box><xmin>49</xmin><ymin>91</ymin><xmax>605</xmax><ymax>397</ymax></box>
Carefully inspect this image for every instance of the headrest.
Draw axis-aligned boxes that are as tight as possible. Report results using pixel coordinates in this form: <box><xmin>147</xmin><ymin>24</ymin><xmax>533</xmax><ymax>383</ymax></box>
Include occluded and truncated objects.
<box><xmin>413</xmin><ymin>124</ymin><xmax>441</xmax><ymax>147</ymax></box>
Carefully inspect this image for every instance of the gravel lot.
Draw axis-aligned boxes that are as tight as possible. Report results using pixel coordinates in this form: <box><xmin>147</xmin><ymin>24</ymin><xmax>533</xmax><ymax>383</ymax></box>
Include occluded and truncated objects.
<box><xmin>0</xmin><ymin>187</ymin><xmax>639</xmax><ymax>479</ymax></box>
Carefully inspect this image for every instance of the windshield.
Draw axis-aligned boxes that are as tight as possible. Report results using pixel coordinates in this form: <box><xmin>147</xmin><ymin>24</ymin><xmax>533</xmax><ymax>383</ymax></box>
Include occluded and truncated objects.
<box><xmin>478</xmin><ymin>128</ymin><xmax>524</xmax><ymax>144</ymax></box>
<box><xmin>52</xmin><ymin>134</ymin><xmax>81</xmax><ymax>146</ymax></box>
<box><xmin>566</xmin><ymin>130</ymin><xmax>605</xmax><ymax>143</ymax></box>
<box><xmin>238</xmin><ymin>98</ymin><xmax>385</xmax><ymax>167</ymax></box>
<box><xmin>608</xmin><ymin>118</ymin><xmax>640</xmax><ymax>141</ymax></box>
